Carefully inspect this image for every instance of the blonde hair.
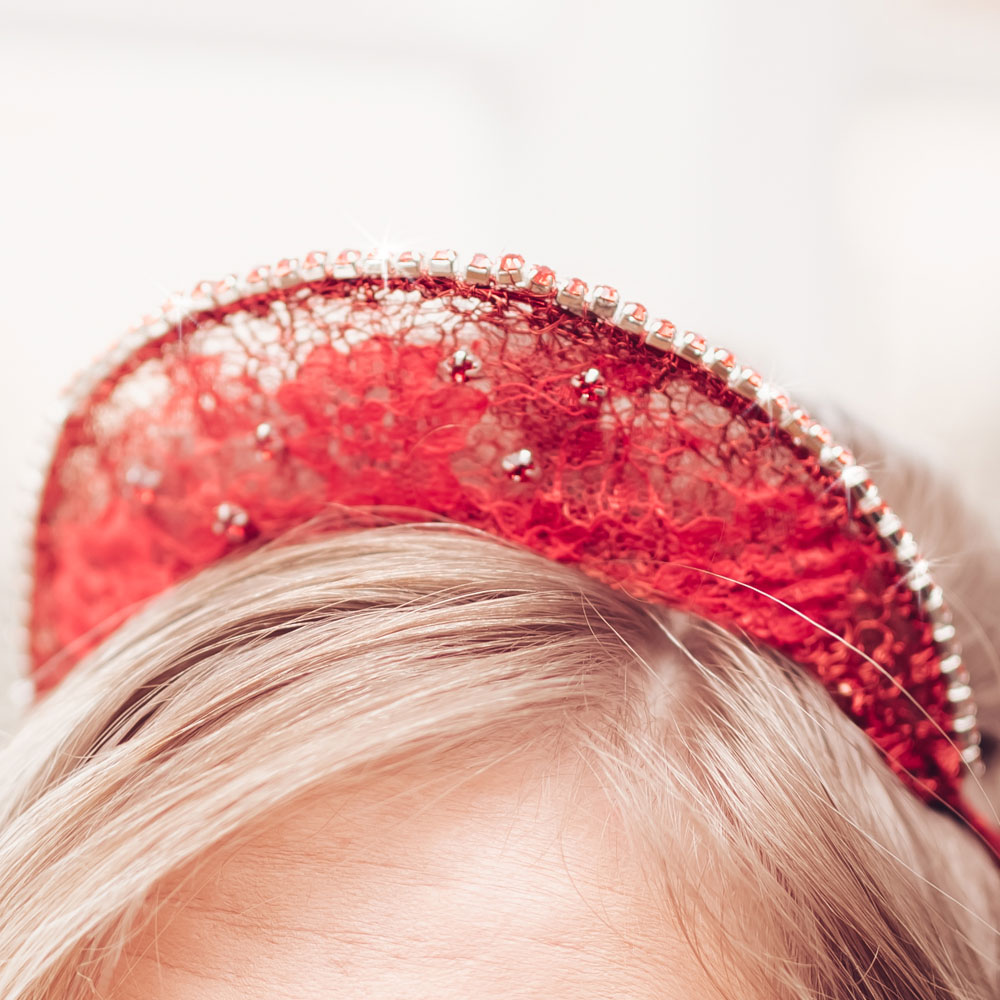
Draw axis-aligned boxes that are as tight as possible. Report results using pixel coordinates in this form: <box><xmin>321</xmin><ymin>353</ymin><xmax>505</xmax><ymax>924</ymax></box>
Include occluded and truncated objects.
<box><xmin>1</xmin><ymin>507</ymin><xmax>999</xmax><ymax>998</ymax></box>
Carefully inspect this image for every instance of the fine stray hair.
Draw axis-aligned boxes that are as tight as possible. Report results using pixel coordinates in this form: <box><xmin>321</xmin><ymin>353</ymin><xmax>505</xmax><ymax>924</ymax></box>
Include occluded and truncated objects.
<box><xmin>2</xmin><ymin>439</ymin><xmax>1000</xmax><ymax>997</ymax></box>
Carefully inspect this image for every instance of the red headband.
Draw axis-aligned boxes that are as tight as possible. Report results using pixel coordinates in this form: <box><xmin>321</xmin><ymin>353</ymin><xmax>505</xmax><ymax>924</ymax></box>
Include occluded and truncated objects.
<box><xmin>24</xmin><ymin>248</ymin><xmax>1000</xmax><ymax>863</ymax></box>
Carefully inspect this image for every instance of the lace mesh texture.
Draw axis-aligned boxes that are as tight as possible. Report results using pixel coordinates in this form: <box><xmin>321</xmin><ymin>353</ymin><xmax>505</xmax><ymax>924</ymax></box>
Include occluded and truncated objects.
<box><xmin>30</xmin><ymin>274</ymin><xmax>959</xmax><ymax>808</ymax></box>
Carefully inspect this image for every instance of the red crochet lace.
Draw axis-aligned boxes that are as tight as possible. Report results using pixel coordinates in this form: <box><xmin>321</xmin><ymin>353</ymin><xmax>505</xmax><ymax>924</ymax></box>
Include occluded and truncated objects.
<box><xmin>28</xmin><ymin>266</ymin><xmax>998</xmax><ymax>860</ymax></box>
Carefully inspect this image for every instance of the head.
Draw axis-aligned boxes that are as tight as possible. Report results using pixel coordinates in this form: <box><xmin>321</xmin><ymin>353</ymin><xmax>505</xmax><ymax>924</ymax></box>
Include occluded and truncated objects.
<box><xmin>2</xmin><ymin>488</ymin><xmax>1000</xmax><ymax>998</ymax></box>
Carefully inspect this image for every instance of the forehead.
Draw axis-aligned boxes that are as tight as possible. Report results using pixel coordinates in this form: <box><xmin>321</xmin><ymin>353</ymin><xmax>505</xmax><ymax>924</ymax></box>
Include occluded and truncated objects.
<box><xmin>110</xmin><ymin>752</ymin><xmax>722</xmax><ymax>1000</ymax></box>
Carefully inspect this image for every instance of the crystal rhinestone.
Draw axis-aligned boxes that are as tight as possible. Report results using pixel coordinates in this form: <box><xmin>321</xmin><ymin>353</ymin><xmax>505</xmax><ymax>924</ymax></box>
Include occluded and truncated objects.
<box><xmin>332</xmin><ymin>249</ymin><xmax>362</xmax><ymax>279</ymax></box>
<box><xmin>190</xmin><ymin>280</ymin><xmax>217</xmax><ymax>309</ymax></box>
<box><xmin>706</xmin><ymin>348</ymin><xmax>737</xmax><ymax>380</ymax></box>
<box><xmin>363</xmin><ymin>250</ymin><xmax>388</xmax><ymax>276</ymax></box>
<box><xmin>644</xmin><ymin>319</ymin><xmax>677</xmax><ymax>353</ymax></box>
<box><xmin>840</xmin><ymin>464</ymin><xmax>869</xmax><ymax>489</ymax></box>
<box><xmin>213</xmin><ymin>502</ymin><xmax>255</xmax><ymax>542</ymax></box>
<box><xmin>429</xmin><ymin>249</ymin><xmax>457</xmax><ymax>277</ymax></box>
<box><xmin>140</xmin><ymin>310</ymin><xmax>170</xmax><ymax>337</ymax></box>
<box><xmin>502</xmin><ymin>448</ymin><xmax>538</xmax><ymax>482</ymax></box>
<box><xmin>395</xmin><ymin>250</ymin><xmax>422</xmax><ymax>278</ymax></box>
<box><xmin>442</xmin><ymin>349</ymin><xmax>483</xmax><ymax>383</ymax></box>
<box><xmin>244</xmin><ymin>266</ymin><xmax>271</xmax><ymax>294</ymax></box>
<box><xmin>273</xmin><ymin>258</ymin><xmax>301</xmax><ymax>288</ymax></box>
<box><xmin>952</xmin><ymin>712</ymin><xmax>978</xmax><ymax>734</ymax></box>
<box><xmin>301</xmin><ymin>251</ymin><xmax>328</xmax><ymax>280</ymax></box>
<box><xmin>162</xmin><ymin>293</ymin><xmax>194</xmax><ymax>327</ymax></box>
<box><xmin>527</xmin><ymin>265</ymin><xmax>556</xmax><ymax>296</ymax></box>
<box><xmin>946</xmin><ymin>682</ymin><xmax>974</xmax><ymax>704</ymax></box>
<box><xmin>874</xmin><ymin>509</ymin><xmax>903</xmax><ymax>539</ymax></box>
<box><xmin>939</xmin><ymin>653</ymin><xmax>963</xmax><ymax>676</ymax></box>
<box><xmin>905</xmin><ymin>559</ymin><xmax>933</xmax><ymax>592</ymax></box>
<box><xmin>570</xmin><ymin>367</ymin><xmax>608</xmax><ymax>405</ymax></box>
<box><xmin>801</xmin><ymin>423</ymin><xmax>833</xmax><ymax>459</ymax></box>
<box><xmin>254</xmin><ymin>421</ymin><xmax>282</xmax><ymax>459</ymax></box>
<box><xmin>464</xmin><ymin>253</ymin><xmax>493</xmax><ymax>285</ymax></box>
<box><xmin>730</xmin><ymin>367</ymin><xmax>764</xmax><ymax>401</ymax></box>
<box><xmin>497</xmin><ymin>253</ymin><xmax>525</xmax><ymax>286</ymax></box>
<box><xmin>590</xmin><ymin>285</ymin><xmax>619</xmax><ymax>319</ymax></box>
<box><xmin>617</xmin><ymin>302</ymin><xmax>648</xmax><ymax>335</ymax></box>
<box><xmin>213</xmin><ymin>274</ymin><xmax>242</xmax><ymax>306</ymax></box>
<box><xmin>556</xmin><ymin>277</ymin><xmax>588</xmax><ymax>314</ymax></box>
<box><xmin>758</xmin><ymin>389</ymin><xmax>791</xmax><ymax>423</ymax></box>
<box><xmin>852</xmin><ymin>483</ymin><xmax>882</xmax><ymax>515</ymax></box>
<box><xmin>894</xmin><ymin>531</ymin><xmax>919</xmax><ymax>562</ymax></box>
<box><xmin>124</xmin><ymin>463</ymin><xmax>161</xmax><ymax>505</ymax></box>
<box><xmin>677</xmin><ymin>332</ymin><xmax>707</xmax><ymax>362</ymax></box>
<box><xmin>933</xmin><ymin>621</ymin><xmax>957</xmax><ymax>644</ymax></box>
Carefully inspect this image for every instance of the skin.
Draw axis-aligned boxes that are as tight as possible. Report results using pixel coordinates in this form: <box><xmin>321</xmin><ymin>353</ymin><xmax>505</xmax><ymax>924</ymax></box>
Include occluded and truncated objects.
<box><xmin>109</xmin><ymin>748</ymin><xmax>727</xmax><ymax>1000</ymax></box>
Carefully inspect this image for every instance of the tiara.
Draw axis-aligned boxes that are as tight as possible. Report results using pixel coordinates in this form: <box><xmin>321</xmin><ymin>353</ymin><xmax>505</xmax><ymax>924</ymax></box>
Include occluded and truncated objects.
<box><xmin>19</xmin><ymin>248</ymin><xmax>1000</xmax><ymax>863</ymax></box>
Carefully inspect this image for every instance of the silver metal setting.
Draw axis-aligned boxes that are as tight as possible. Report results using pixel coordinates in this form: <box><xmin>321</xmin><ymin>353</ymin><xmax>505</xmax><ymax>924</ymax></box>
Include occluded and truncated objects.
<box><xmin>13</xmin><ymin>248</ymin><xmax>982</xmax><ymax>779</ymax></box>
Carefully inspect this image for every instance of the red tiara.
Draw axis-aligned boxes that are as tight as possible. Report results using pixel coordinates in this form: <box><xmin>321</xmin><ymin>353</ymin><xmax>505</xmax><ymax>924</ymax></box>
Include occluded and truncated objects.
<box><xmin>21</xmin><ymin>248</ymin><xmax>1000</xmax><ymax>863</ymax></box>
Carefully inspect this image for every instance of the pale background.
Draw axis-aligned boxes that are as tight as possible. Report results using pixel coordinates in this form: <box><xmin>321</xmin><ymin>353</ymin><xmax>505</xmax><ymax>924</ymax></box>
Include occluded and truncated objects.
<box><xmin>2</xmin><ymin>0</ymin><xmax>999</xmax><ymax>735</ymax></box>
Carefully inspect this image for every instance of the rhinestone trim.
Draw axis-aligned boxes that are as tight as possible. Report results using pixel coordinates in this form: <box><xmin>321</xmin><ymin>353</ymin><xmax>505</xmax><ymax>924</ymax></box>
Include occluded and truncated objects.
<box><xmin>12</xmin><ymin>249</ymin><xmax>983</xmax><ymax>779</ymax></box>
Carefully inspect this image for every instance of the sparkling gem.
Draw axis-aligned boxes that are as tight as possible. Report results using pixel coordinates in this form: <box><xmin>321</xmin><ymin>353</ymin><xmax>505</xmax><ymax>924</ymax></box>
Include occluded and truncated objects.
<box><xmin>244</xmin><ymin>266</ymin><xmax>271</xmax><ymax>293</ymax></box>
<box><xmin>429</xmin><ymin>249</ymin><xmax>457</xmax><ymax>277</ymax></box>
<box><xmin>644</xmin><ymin>319</ymin><xmax>676</xmax><ymax>352</ymax></box>
<box><xmin>952</xmin><ymin>712</ymin><xmax>978</xmax><ymax>734</ymax></box>
<box><xmin>502</xmin><ymin>448</ymin><xmax>538</xmax><ymax>482</ymax></box>
<box><xmin>836</xmin><ymin>680</ymin><xmax>854</xmax><ymax>697</ymax></box>
<box><xmin>840</xmin><ymin>464</ymin><xmax>869</xmax><ymax>489</ymax></box>
<box><xmin>395</xmin><ymin>250</ymin><xmax>422</xmax><ymax>277</ymax></box>
<box><xmin>273</xmin><ymin>258</ymin><xmax>301</xmax><ymax>288</ymax></box>
<box><xmin>939</xmin><ymin>653</ymin><xmax>963</xmax><ymax>676</ymax></box>
<box><xmin>923</xmin><ymin>585</ymin><xmax>945</xmax><ymax>613</ymax></box>
<box><xmin>443</xmin><ymin>349</ymin><xmax>483</xmax><ymax>383</ymax></box>
<box><xmin>528</xmin><ymin>266</ymin><xmax>556</xmax><ymax>296</ymax></box>
<box><xmin>617</xmin><ymin>302</ymin><xmax>648</xmax><ymax>335</ymax></box>
<box><xmin>570</xmin><ymin>367</ymin><xmax>608</xmax><ymax>405</ymax></box>
<box><xmin>301</xmin><ymin>250</ymin><xmax>328</xmax><ymax>280</ymax></box>
<box><xmin>162</xmin><ymin>293</ymin><xmax>194</xmax><ymax>326</ymax></box>
<box><xmin>932</xmin><ymin>621</ymin><xmax>957</xmax><ymax>644</ymax></box>
<box><xmin>590</xmin><ymin>285</ymin><xmax>619</xmax><ymax>319</ymax></box>
<box><xmin>706</xmin><ymin>348</ymin><xmax>736</xmax><ymax>380</ymax></box>
<box><xmin>729</xmin><ymin>367</ymin><xmax>763</xmax><ymax>401</ymax></box>
<box><xmin>140</xmin><ymin>310</ymin><xmax>170</xmax><ymax>337</ymax></box>
<box><xmin>213</xmin><ymin>274</ymin><xmax>241</xmax><ymax>305</ymax></box>
<box><xmin>894</xmin><ymin>532</ymin><xmax>918</xmax><ymax>562</ymax></box>
<box><xmin>946</xmin><ymin>682</ymin><xmax>974</xmax><ymax>704</ymax></box>
<box><xmin>254</xmin><ymin>421</ymin><xmax>282</xmax><ymax>459</ymax></box>
<box><xmin>758</xmin><ymin>388</ymin><xmax>791</xmax><ymax>422</ymax></box>
<box><xmin>125</xmin><ymin>463</ymin><xmax>161</xmax><ymax>505</ymax></box>
<box><xmin>213</xmin><ymin>502</ymin><xmax>255</xmax><ymax>542</ymax></box>
<box><xmin>464</xmin><ymin>254</ymin><xmax>493</xmax><ymax>285</ymax></box>
<box><xmin>190</xmin><ymin>280</ymin><xmax>216</xmax><ymax>309</ymax></box>
<box><xmin>556</xmin><ymin>277</ymin><xmax>588</xmax><ymax>314</ymax></box>
<box><xmin>363</xmin><ymin>251</ymin><xmax>388</xmax><ymax>276</ymax></box>
<box><xmin>874</xmin><ymin>510</ymin><xmax>903</xmax><ymax>539</ymax></box>
<box><xmin>497</xmin><ymin>253</ymin><xmax>525</xmax><ymax>286</ymax></box>
<box><xmin>677</xmin><ymin>332</ymin><xmax>707</xmax><ymax>362</ymax></box>
<box><xmin>332</xmin><ymin>249</ymin><xmax>361</xmax><ymax>279</ymax></box>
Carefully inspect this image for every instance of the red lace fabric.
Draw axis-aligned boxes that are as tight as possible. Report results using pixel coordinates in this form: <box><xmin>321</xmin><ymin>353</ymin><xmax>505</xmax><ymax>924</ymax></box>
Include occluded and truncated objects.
<box><xmin>30</xmin><ymin>275</ymin><xmax>958</xmax><ymax>807</ymax></box>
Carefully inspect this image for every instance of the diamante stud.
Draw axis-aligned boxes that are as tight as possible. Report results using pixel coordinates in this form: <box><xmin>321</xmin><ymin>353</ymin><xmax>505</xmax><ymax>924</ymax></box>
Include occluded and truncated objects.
<box><xmin>502</xmin><ymin>448</ymin><xmax>538</xmax><ymax>482</ymax></box>
<box><xmin>570</xmin><ymin>367</ymin><xmax>608</xmax><ymax>406</ymax></box>
<box><xmin>442</xmin><ymin>349</ymin><xmax>483</xmax><ymax>383</ymax></box>
<box><xmin>213</xmin><ymin>502</ymin><xmax>255</xmax><ymax>542</ymax></box>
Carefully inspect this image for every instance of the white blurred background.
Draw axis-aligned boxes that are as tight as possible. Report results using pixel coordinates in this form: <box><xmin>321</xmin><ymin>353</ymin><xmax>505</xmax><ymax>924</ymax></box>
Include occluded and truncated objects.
<box><xmin>2</xmin><ymin>0</ymin><xmax>999</xmax><ymax>732</ymax></box>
